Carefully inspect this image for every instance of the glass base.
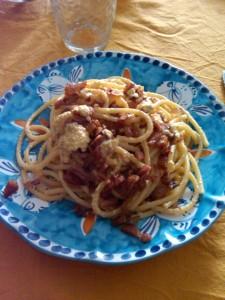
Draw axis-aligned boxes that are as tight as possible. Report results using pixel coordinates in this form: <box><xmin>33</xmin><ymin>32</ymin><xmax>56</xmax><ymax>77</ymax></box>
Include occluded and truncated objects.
<box><xmin>64</xmin><ymin>41</ymin><xmax>107</xmax><ymax>54</ymax></box>
<box><xmin>63</xmin><ymin>25</ymin><xmax>109</xmax><ymax>54</ymax></box>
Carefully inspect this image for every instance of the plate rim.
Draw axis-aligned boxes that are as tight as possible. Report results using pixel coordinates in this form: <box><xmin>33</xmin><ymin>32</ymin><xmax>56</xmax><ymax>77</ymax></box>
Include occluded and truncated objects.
<box><xmin>0</xmin><ymin>50</ymin><xmax>225</xmax><ymax>265</ymax></box>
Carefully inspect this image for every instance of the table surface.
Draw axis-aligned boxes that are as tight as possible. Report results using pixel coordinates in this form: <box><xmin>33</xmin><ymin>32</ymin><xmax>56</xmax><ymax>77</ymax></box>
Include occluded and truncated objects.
<box><xmin>0</xmin><ymin>1</ymin><xmax>225</xmax><ymax>299</ymax></box>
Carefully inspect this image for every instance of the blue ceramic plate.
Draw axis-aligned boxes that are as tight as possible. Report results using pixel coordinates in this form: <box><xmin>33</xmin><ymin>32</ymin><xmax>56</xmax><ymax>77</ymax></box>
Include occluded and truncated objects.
<box><xmin>0</xmin><ymin>51</ymin><xmax>225</xmax><ymax>264</ymax></box>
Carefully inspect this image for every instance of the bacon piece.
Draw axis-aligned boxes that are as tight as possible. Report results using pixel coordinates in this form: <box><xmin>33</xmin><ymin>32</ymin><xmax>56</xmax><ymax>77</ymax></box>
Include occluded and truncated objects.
<box><xmin>55</xmin><ymin>82</ymin><xmax>87</xmax><ymax>109</ymax></box>
<box><xmin>99</xmin><ymin>197</ymin><xmax>120</xmax><ymax>210</ymax></box>
<box><xmin>148</xmin><ymin>131</ymin><xmax>163</xmax><ymax>146</ymax></box>
<box><xmin>3</xmin><ymin>180</ymin><xmax>18</xmax><ymax>198</ymax></box>
<box><xmin>158</xmin><ymin>154</ymin><xmax>169</xmax><ymax>169</ymax></box>
<box><xmin>117</xmin><ymin>114</ymin><xmax>129</xmax><ymax>126</ymax></box>
<box><xmin>150</xmin><ymin>114</ymin><xmax>174</xmax><ymax>147</ymax></box>
<box><xmin>158</xmin><ymin>135</ymin><xmax>170</xmax><ymax>152</ymax></box>
<box><xmin>71</xmin><ymin>167</ymin><xmax>88</xmax><ymax>181</ymax></box>
<box><xmin>65</xmin><ymin>163</ymin><xmax>96</xmax><ymax>185</ymax></box>
<box><xmin>112</xmin><ymin>175</ymin><xmax>125</xmax><ymax>187</ymax></box>
<box><xmin>120</xmin><ymin>224</ymin><xmax>151</xmax><ymax>243</ymax></box>
<box><xmin>135</xmin><ymin>149</ymin><xmax>145</xmax><ymax>161</ymax></box>
<box><xmin>98</xmin><ymin>161</ymin><xmax>109</xmax><ymax>173</ymax></box>
<box><xmin>24</xmin><ymin>178</ymin><xmax>41</xmax><ymax>190</ymax></box>
<box><xmin>95</xmin><ymin>166</ymin><xmax>109</xmax><ymax>181</ymax></box>
<box><xmin>113</xmin><ymin>174</ymin><xmax>141</xmax><ymax>198</ymax></box>
<box><xmin>65</xmin><ymin>82</ymin><xmax>87</xmax><ymax>97</ymax></box>
<box><xmin>92</xmin><ymin>147</ymin><xmax>106</xmax><ymax>165</ymax></box>
<box><xmin>124</xmin><ymin>83</ymin><xmax>144</xmax><ymax>101</ymax></box>
<box><xmin>124</xmin><ymin>83</ymin><xmax>135</xmax><ymax>95</ymax></box>
<box><xmin>148</xmin><ymin>130</ymin><xmax>170</xmax><ymax>154</ymax></box>
<box><xmin>100</xmin><ymin>185</ymin><xmax>112</xmax><ymax>199</ymax></box>
<box><xmin>149</xmin><ymin>183</ymin><xmax>170</xmax><ymax>199</ymax></box>
<box><xmin>138</xmin><ymin>165</ymin><xmax>151</xmax><ymax>180</ymax></box>
<box><xmin>127</xmin><ymin>174</ymin><xmax>140</xmax><ymax>187</ymax></box>
<box><xmin>71</xmin><ymin>112</ymin><xmax>88</xmax><ymax>125</ymax></box>
<box><xmin>103</xmin><ymin>175</ymin><xmax>125</xmax><ymax>194</ymax></box>
<box><xmin>86</xmin><ymin>119</ymin><xmax>103</xmax><ymax>137</ymax></box>
<box><xmin>123</xmin><ymin>127</ymin><xmax>133</xmax><ymax>137</ymax></box>
<box><xmin>89</xmin><ymin>134</ymin><xmax>106</xmax><ymax>149</ymax></box>
<box><xmin>129</xmin><ymin>101</ymin><xmax>138</xmax><ymax>108</ymax></box>
<box><xmin>63</xmin><ymin>170</ymin><xmax>85</xmax><ymax>186</ymax></box>
<box><xmin>70</xmin><ymin>148</ymin><xmax>109</xmax><ymax>186</ymax></box>
<box><xmin>81</xmin><ymin>147</ymin><xmax>108</xmax><ymax>179</ymax></box>
<box><xmin>118</xmin><ymin>122</ymin><xmax>140</xmax><ymax>137</ymax></box>
<box><xmin>112</xmin><ymin>215</ymin><xmax>129</xmax><ymax>226</ymax></box>
<box><xmin>152</xmin><ymin>114</ymin><xmax>173</xmax><ymax>137</ymax></box>
<box><xmin>132</xmin><ymin>127</ymin><xmax>141</xmax><ymax>137</ymax></box>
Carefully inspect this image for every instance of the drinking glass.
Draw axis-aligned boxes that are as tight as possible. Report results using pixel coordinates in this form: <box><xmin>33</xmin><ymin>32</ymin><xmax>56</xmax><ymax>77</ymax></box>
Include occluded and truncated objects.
<box><xmin>50</xmin><ymin>0</ymin><xmax>117</xmax><ymax>53</ymax></box>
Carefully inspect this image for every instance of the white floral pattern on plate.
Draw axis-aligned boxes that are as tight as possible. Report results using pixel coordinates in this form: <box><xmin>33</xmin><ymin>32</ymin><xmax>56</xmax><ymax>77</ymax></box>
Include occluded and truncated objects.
<box><xmin>0</xmin><ymin>158</ymin><xmax>49</xmax><ymax>212</ymax></box>
<box><xmin>139</xmin><ymin>187</ymin><xmax>197</xmax><ymax>237</ymax></box>
<box><xmin>37</xmin><ymin>65</ymin><xmax>83</xmax><ymax>102</ymax></box>
<box><xmin>156</xmin><ymin>81</ymin><xmax>213</xmax><ymax>116</ymax></box>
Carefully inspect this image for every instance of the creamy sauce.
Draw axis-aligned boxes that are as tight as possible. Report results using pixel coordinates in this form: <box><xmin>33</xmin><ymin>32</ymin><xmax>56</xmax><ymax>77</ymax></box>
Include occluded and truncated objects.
<box><xmin>138</xmin><ymin>98</ymin><xmax>153</xmax><ymax>113</ymax></box>
<box><xmin>102</xmin><ymin>128</ymin><xmax>113</xmax><ymax>139</ymax></box>
<box><xmin>53</xmin><ymin>105</ymin><xmax>93</xmax><ymax>136</ymax></box>
<box><xmin>74</xmin><ymin>105</ymin><xmax>93</xmax><ymax>117</ymax></box>
<box><xmin>100</xmin><ymin>139</ymin><xmax>118</xmax><ymax>156</ymax></box>
<box><xmin>59</xmin><ymin>123</ymin><xmax>90</xmax><ymax>161</ymax></box>
<box><xmin>127</xmin><ymin>88</ymin><xmax>138</xmax><ymax>98</ymax></box>
<box><xmin>53</xmin><ymin>111</ymin><xmax>72</xmax><ymax>136</ymax></box>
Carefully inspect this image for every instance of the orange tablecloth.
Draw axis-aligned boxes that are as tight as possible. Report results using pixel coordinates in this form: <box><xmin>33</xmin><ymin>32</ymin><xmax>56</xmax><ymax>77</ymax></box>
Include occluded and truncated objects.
<box><xmin>0</xmin><ymin>1</ymin><xmax>225</xmax><ymax>299</ymax></box>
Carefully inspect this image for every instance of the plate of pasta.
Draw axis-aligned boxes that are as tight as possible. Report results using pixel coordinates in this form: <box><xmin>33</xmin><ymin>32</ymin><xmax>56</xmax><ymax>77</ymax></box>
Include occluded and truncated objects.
<box><xmin>0</xmin><ymin>51</ymin><xmax>225</xmax><ymax>264</ymax></box>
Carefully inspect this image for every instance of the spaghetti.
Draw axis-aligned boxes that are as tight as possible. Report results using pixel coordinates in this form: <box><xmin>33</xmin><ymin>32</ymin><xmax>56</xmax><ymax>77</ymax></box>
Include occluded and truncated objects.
<box><xmin>16</xmin><ymin>76</ymin><xmax>208</xmax><ymax>242</ymax></box>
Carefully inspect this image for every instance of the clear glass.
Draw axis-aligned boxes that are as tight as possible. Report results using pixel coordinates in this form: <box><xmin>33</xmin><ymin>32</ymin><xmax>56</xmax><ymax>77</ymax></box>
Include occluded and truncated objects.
<box><xmin>50</xmin><ymin>0</ymin><xmax>117</xmax><ymax>53</ymax></box>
